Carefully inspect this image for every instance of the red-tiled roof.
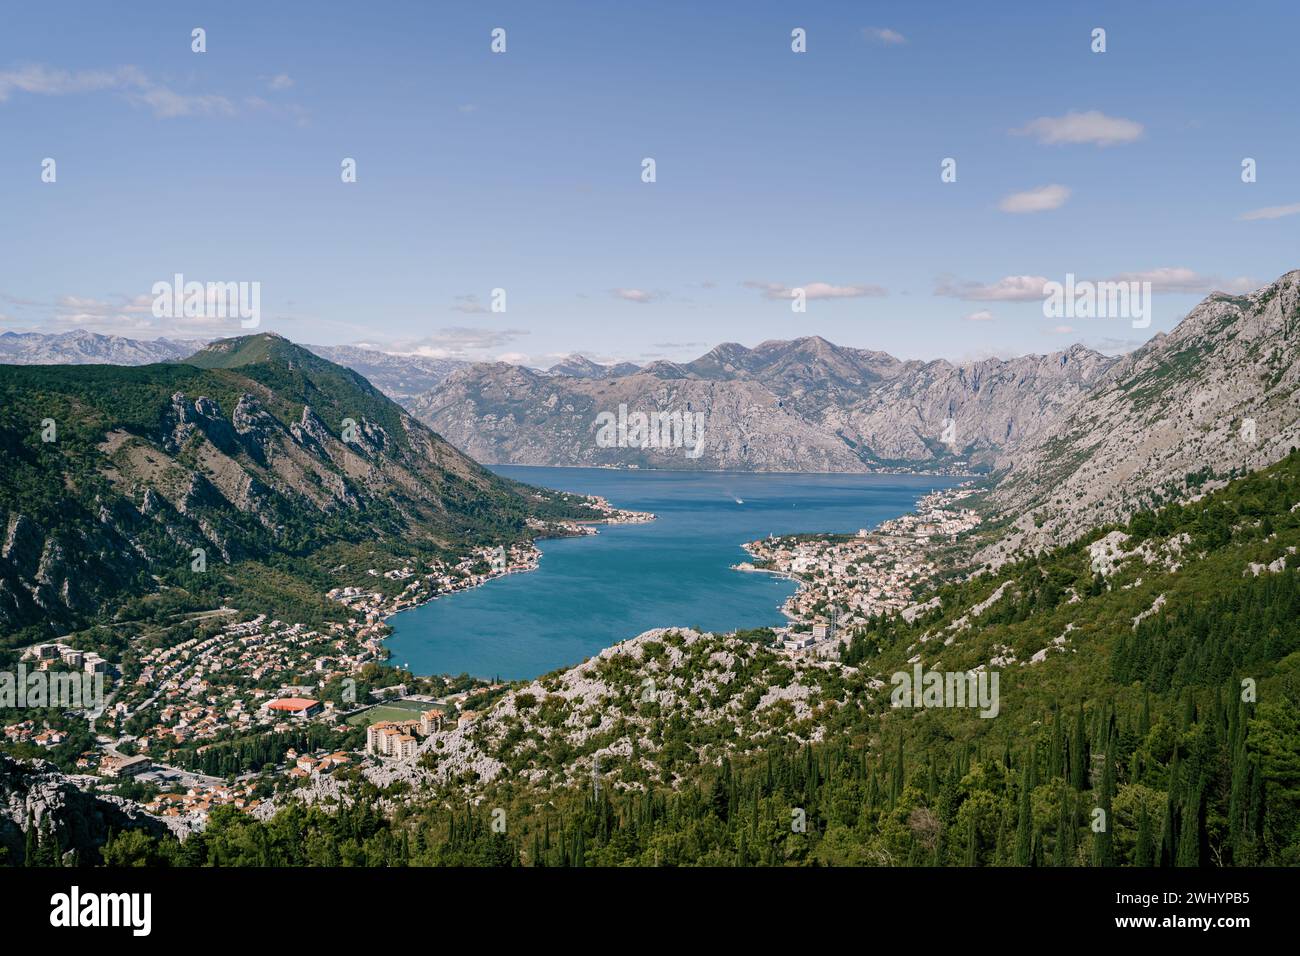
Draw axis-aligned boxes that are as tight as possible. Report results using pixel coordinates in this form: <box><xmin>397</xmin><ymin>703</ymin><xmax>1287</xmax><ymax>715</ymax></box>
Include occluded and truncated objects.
<box><xmin>267</xmin><ymin>697</ymin><xmax>318</xmax><ymax>711</ymax></box>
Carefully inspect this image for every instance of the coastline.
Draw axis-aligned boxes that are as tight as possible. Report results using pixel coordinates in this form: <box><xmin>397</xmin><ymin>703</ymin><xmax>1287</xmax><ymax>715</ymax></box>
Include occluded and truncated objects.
<box><xmin>368</xmin><ymin>494</ymin><xmax>657</xmax><ymax>666</ymax></box>
<box><xmin>491</xmin><ymin>460</ymin><xmax>985</xmax><ymax>479</ymax></box>
<box><xmin>733</xmin><ymin>483</ymin><xmax>982</xmax><ymax>637</ymax></box>
<box><xmin>371</xmin><ymin>474</ymin><xmax>974</xmax><ymax>679</ymax></box>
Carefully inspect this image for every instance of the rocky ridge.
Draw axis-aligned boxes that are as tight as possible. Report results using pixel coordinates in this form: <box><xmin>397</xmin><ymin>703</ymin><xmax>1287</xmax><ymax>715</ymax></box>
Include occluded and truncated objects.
<box><xmin>412</xmin><ymin>337</ymin><xmax>1117</xmax><ymax>472</ymax></box>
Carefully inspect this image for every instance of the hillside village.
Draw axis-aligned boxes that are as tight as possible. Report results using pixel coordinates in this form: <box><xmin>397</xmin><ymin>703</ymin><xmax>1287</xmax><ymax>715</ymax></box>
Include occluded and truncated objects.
<box><xmin>737</xmin><ymin>486</ymin><xmax>981</xmax><ymax>655</ymax></box>
<box><xmin>1</xmin><ymin>495</ymin><xmax>652</xmax><ymax>825</ymax></box>
<box><xmin>2</xmin><ymin>482</ymin><xmax>988</xmax><ymax>825</ymax></box>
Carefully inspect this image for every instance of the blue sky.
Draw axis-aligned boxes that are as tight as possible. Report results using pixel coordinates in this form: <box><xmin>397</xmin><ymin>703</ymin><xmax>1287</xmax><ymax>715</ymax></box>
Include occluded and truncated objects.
<box><xmin>1</xmin><ymin>1</ymin><xmax>1298</xmax><ymax>365</ymax></box>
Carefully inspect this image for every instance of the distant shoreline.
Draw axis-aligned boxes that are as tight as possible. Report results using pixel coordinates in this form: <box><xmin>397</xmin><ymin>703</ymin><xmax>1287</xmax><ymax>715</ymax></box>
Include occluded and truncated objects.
<box><xmin>490</xmin><ymin>462</ymin><xmax>983</xmax><ymax>480</ymax></box>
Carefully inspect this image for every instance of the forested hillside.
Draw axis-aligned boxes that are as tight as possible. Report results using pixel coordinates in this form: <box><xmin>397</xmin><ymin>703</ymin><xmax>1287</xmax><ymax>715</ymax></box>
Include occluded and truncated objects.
<box><xmin>0</xmin><ymin>334</ymin><xmax>596</xmax><ymax>643</ymax></box>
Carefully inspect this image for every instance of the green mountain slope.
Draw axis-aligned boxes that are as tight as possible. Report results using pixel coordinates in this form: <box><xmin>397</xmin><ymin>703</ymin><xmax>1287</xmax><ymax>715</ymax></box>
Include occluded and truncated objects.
<box><xmin>0</xmin><ymin>333</ymin><xmax>591</xmax><ymax>642</ymax></box>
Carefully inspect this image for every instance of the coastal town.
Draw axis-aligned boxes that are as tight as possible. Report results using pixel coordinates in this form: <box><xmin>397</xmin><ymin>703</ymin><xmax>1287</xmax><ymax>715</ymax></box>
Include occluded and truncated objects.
<box><xmin>736</xmin><ymin>486</ymin><xmax>982</xmax><ymax>656</ymax></box>
<box><xmin>2</xmin><ymin>483</ymin><xmax>981</xmax><ymax>826</ymax></box>
<box><xmin>1</xmin><ymin>494</ymin><xmax>653</xmax><ymax>824</ymax></box>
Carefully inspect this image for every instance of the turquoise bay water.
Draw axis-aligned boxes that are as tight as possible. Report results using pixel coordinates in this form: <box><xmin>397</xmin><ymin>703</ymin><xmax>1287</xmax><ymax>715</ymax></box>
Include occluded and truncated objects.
<box><xmin>386</xmin><ymin>467</ymin><xmax>959</xmax><ymax>680</ymax></box>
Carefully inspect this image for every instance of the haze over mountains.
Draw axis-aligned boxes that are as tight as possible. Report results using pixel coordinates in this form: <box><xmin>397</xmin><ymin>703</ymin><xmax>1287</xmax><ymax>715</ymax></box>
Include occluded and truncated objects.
<box><xmin>0</xmin><ymin>330</ymin><xmax>199</xmax><ymax>366</ymax></box>
<box><xmin>0</xmin><ymin>331</ymin><xmax>468</xmax><ymax>405</ymax></box>
<box><xmin>413</xmin><ymin>337</ymin><xmax>1119</xmax><ymax>473</ymax></box>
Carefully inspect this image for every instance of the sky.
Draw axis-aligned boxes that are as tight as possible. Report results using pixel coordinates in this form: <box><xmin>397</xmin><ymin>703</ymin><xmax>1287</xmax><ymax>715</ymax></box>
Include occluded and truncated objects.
<box><xmin>1</xmin><ymin>0</ymin><xmax>1298</xmax><ymax>367</ymax></box>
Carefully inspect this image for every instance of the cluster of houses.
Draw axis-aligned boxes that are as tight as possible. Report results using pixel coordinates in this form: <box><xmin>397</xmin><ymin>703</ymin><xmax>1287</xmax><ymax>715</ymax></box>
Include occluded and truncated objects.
<box><xmin>2</xmin><ymin>530</ymin><xmax>618</xmax><ymax>824</ymax></box>
<box><xmin>143</xmin><ymin>781</ymin><xmax>261</xmax><ymax>819</ymax></box>
<box><xmin>116</xmin><ymin>616</ymin><xmax>378</xmax><ymax>754</ymax></box>
<box><xmin>285</xmin><ymin>749</ymin><xmax>352</xmax><ymax>779</ymax></box>
<box><xmin>741</xmin><ymin>487</ymin><xmax>982</xmax><ymax>652</ymax></box>
<box><xmin>2</xmin><ymin>721</ymin><xmax>70</xmax><ymax>748</ymax></box>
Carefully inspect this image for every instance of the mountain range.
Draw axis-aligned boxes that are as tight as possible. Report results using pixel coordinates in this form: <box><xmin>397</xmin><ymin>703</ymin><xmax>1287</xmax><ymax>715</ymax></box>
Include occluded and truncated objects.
<box><xmin>0</xmin><ymin>334</ymin><xmax>590</xmax><ymax>639</ymax></box>
<box><xmin>0</xmin><ymin>330</ymin><xmax>466</xmax><ymax>407</ymax></box>
<box><xmin>6</xmin><ymin>269</ymin><xmax>1300</xmax><ymax>603</ymax></box>
<box><xmin>0</xmin><ymin>330</ymin><xmax>200</xmax><ymax>366</ymax></box>
<box><xmin>412</xmin><ymin>337</ymin><xmax>1118</xmax><ymax>473</ymax></box>
<box><xmin>411</xmin><ymin>272</ymin><xmax>1300</xmax><ymax>565</ymax></box>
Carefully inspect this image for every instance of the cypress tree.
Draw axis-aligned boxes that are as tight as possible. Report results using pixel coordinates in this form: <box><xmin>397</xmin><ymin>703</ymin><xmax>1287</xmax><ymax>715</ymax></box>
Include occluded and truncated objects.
<box><xmin>22</xmin><ymin>813</ymin><xmax>37</xmax><ymax>867</ymax></box>
<box><xmin>1177</xmin><ymin>785</ymin><xmax>1202</xmax><ymax>867</ymax></box>
<box><xmin>1160</xmin><ymin>784</ymin><xmax>1178</xmax><ymax>868</ymax></box>
<box><xmin>994</xmin><ymin>812</ymin><xmax>1009</xmax><ymax>866</ymax></box>
<box><xmin>1134</xmin><ymin>805</ymin><xmax>1154</xmax><ymax>867</ymax></box>
<box><xmin>1228</xmin><ymin>730</ymin><xmax>1250</xmax><ymax>861</ymax></box>
<box><xmin>1050</xmin><ymin>707</ymin><xmax>1065</xmax><ymax>779</ymax></box>
<box><xmin>1093</xmin><ymin>729</ymin><xmax>1117</xmax><ymax>867</ymax></box>
<box><xmin>891</xmin><ymin>736</ymin><xmax>905</xmax><ymax>802</ymax></box>
<box><xmin>1054</xmin><ymin>795</ymin><xmax>1074</xmax><ymax>867</ymax></box>
<box><xmin>1071</xmin><ymin>704</ymin><xmax>1089</xmax><ymax>790</ymax></box>
<box><xmin>1015</xmin><ymin>763</ymin><xmax>1033</xmax><ymax>866</ymax></box>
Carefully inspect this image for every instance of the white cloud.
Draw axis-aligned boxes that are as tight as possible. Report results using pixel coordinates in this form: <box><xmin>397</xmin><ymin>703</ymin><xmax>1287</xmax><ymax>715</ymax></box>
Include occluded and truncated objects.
<box><xmin>863</xmin><ymin>27</ymin><xmax>906</xmax><ymax>45</ymax></box>
<box><xmin>1109</xmin><ymin>267</ymin><xmax>1256</xmax><ymax>294</ymax></box>
<box><xmin>964</xmin><ymin>309</ymin><xmax>995</xmax><ymax>321</ymax></box>
<box><xmin>0</xmin><ymin>64</ymin><xmax>143</xmax><ymax>99</ymax></box>
<box><xmin>935</xmin><ymin>275</ymin><xmax>1051</xmax><ymax>302</ymax></box>
<box><xmin>999</xmin><ymin>184</ymin><xmax>1071</xmax><ymax>213</ymax></box>
<box><xmin>44</xmin><ymin>291</ymin><xmax>248</xmax><ymax>337</ymax></box>
<box><xmin>382</xmin><ymin>327</ymin><xmax>530</xmax><ymax>359</ymax></box>
<box><xmin>939</xmin><ymin>267</ymin><xmax>1255</xmax><ymax>304</ymax></box>
<box><xmin>267</xmin><ymin>73</ymin><xmax>294</xmax><ymax>91</ymax></box>
<box><xmin>743</xmin><ymin>280</ymin><xmax>887</xmax><ymax>301</ymax></box>
<box><xmin>128</xmin><ymin>86</ymin><xmax>235</xmax><ymax>119</ymax></box>
<box><xmin>1013</xmin><ymin>110</ymin><xmax>1144</xmax><ymax>147</ymax></box>
<box><xmin>1237</xmin><ymin>202</ymin><xmax>1300</xmax><ymax>221</ymax></box>
<box><xmin>0</xmin><ymin>62</ymin><xmax>238</xmax><ymax>119</ymax></box>
<box><xmin>611</xmin><ymin>288</ymin><xmax>663</xmax><ymax>303</ymax></box>
<box><xmin>449</xmin><ymin>294</ymin><xmax>490</xmax><ymax>314</ymax></box>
